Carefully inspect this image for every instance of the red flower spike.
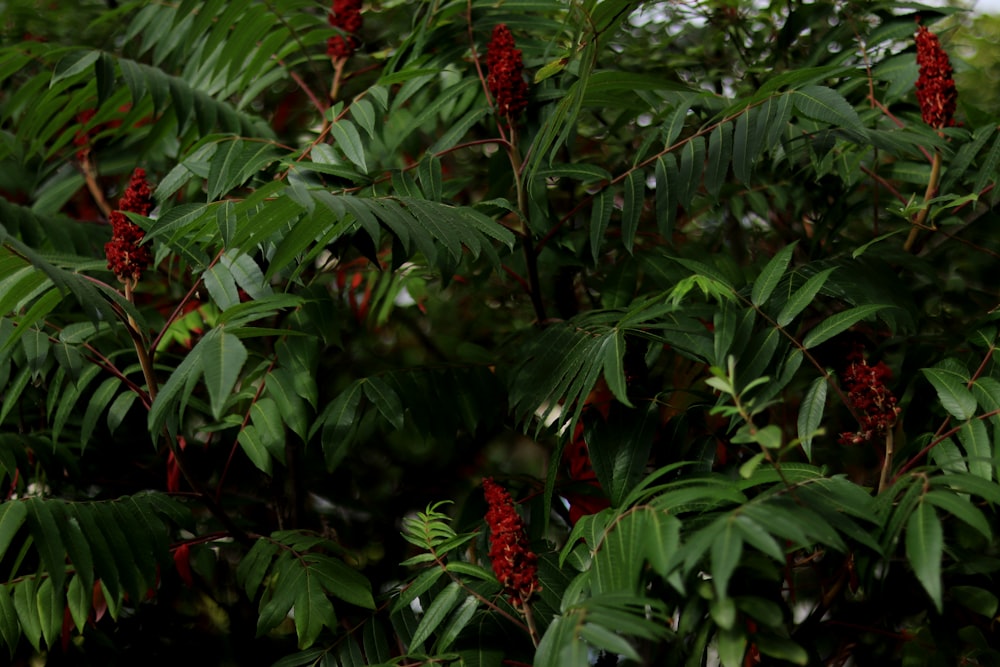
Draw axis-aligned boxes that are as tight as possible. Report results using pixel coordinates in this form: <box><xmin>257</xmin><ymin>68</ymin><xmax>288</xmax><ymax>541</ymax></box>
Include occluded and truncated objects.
<box><xmin>173</xmin><ymin>544</ymin><xmax>194</xmax><ymax>588</ymax></box>
<box><xmin>327</xmin><ymin>0</ymin><xmax>363</xmax><ymax>60</ymax></box>
<box><xmin>915</xmin><ymin>23</ymin><xmax>957</xmax><ymax>129</ymax></box>
<box><xmin>838</xmin><ymin>345</ymin><xmax>900</xmax><ymax>446</ymax></box>
<box><xmin>486</xmin><ymin>24</ymin><xmax>529</xmax><ymax>119</ymax></box>
<box><xmin>482</xmin><ymin>478</ymin><xmax>540</xmax><ymax>607</ymax></box>
<box><xmin>105</xmin><ymin>168</ymin><xmax>155</xmax><ymax>283</ymax></box>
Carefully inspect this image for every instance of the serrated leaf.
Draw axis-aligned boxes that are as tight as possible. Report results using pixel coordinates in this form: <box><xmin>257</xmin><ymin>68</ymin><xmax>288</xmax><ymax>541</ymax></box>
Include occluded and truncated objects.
<box><xmin>350</xmin><ymin>98</ymin><xmax>377</xmax><ymax>139</ymax></box>
<box><xmin>956</xmin><ymin>419</ymin><xmax>992</xmax><ymax>481</ymax></box>
<box><xmin>329</xmin><ymin>120</ymin><xmax>367</xmax><ymax>173</ymax></box>
<box><xmin>906</xmin><ymin>500</ymin><xmax>943</xmax><ymax>613</ymax></box>
<box><xmin>922</xmin><ymin>365</ymin><xmax>977</xmax><ymax>421</ymax></box>
<box><xmin>797</xmin><ymin>376</ymin><xmax>827</xmax><ymax>461</ymax></box>
<box><xmin>791</xmin><ymin>85</ymin><xmax>864</xmax><ymax>133</ymax></box>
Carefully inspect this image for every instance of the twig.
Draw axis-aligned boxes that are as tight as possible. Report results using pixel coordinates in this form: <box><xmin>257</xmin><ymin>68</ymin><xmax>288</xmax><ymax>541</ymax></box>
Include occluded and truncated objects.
<box><xmin>903</xmin><ymin>150</ymin><xmax>942</xmax><ymax>253</ymax></box>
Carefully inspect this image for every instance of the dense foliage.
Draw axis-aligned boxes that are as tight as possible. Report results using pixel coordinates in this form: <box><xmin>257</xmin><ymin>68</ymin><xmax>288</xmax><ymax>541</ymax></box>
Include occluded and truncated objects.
<box><xmin>1</xmin><ymin>0</ymin><xmax>1000</xmax><ymax>665</ymax></box>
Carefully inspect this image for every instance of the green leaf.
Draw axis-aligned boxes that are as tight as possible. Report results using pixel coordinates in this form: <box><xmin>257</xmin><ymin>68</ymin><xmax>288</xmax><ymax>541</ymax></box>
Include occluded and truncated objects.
<box><xmin>52</xmin><ymin>49</ymin><xmax>100</xmax><ymax>85</ymax></box>
<box><xmin>316</xmin><ymin>381</ymin><xmax>364</xmax><ymax>472</ymax></box>
<box><xmin>0</xmin><ymin>501</ymin><xmax>26</xmax><ymax>561</ymax></box>
<box><xmin>752</xmin><ymin>242</ymin><xmax>796</xmax><ymax>307</ymax></box>
<box><xmin>149</xmin><ymin>332</ymin><xmax>206</xmax><ymax>436</ymax></box>
<box><xmin>237</xmin><ymin>538</ymin><xmax>279</xmax><ymax>599</ymax></box>
<box><xmin>717</xmin><ymin>625</ymin><xmax>747</xmax><ymax>667</ymax></box>
<box><xmin>587</xmin><ymin>402</ymin><xmax>658</xmax><ymax>507</ymax></box>
<box><xmin>592</xmin><ymin>511</ymin><xmax>645</xmax><ymax>595</ymax></box>
<box><xmin>590</xmin><ymin>189</ymin><xmax>614</xmax><ymax>264</ymax></box>
<box><xmin>621</xmin><ymin>171</ymin><xmax>643</xmax><ymax>253</ymax></box>
<box><xmin>906</xmin><ymin>500</ymin><xmax>943</xmax><ymax>613</ymax></box>
<box><xmin>579</xmin><ymin>623</ymin><xmax>640</xmax><ymax>662</ymax></box>
<box><xmin>791</xmin><ymin>85</ymin><xmax>865</xmax><ymax>133</ymax></box>
<box><xmin>25</xmin><ymin>499</ymin><xmax>66</xmax><ymax>590</ymax></box>
<box><xmin>363</xmin><ymin>376</ymin><xmax>404</xmax><ymax>430</ymax></box>
<box><xmin>13</xmin><ymin>578</ymin><xmax>41</xmax><ymax>652</ymax></box>
<box><xmin>305</xmin><ymin>554</ymin><xmax>375</xmax><ymax>610</ymax></box>
<box><xmin>435</xmin><ymin>594</ymin><xmax>478</xmax><ymax>651</ymax></box>
<box><xmin>802</xmin><ymin>304</ymin><xmax>889</xmax><ymax>349</ymax></box>
<box><xmin>776</xmin><ymin>267</ymin><xmax>836</xmax><ymax>327</ymax></box>
<box><xmin>329</xmin><ymin>119</ymin><xmax>368</xmax><ymax>173</ymax></box>
<box><xmin>534</xmin><ymin>613</ymin><xmax>589</xmax><ymax>667</ymax></box>
<box><xmin>733</xmin><ymin>110</ymin><xmax>753</xmax><ymax>183</ymax></box>
<box><xmin>202</xmin><ymin>329</ymin><xmax>248</xmax><ymax>420</ymax></box>
<box><xmin>956</xmin><ymin>419</ymin><xmax>992</xmax><ymax>481</ymax></box>
<box><xmin>756</xmin><ymin>635</ymin><xmax>809</xmax><ymax>665</ymax></box>
<box><xmin>257</xmin><ymin>559</ymin><xmax>304</xmax><ymax>636</ymax></box>
<box><xmin>951</xmin><ymin>585</ymin><xmax>998</xmax><ymax>618</ymax></box>
<box><xmin>408</xmin><ymin>580</ymin><xmax>462</xmax><ymax>651</ymax></box>
<box><xmin>600</xmin><ymin>331</ymin><xmax>632</xmax><ymax>408</ymax></box>
<box><xmin>711</xmin><ymin>517</ymin><xmax>743</xmax><ymax>600</ymax></box>
<box><xmin>797</xmin><ymin>376</ymin><xmax>827</xmax><ymax>461</ymax></box>
<box><xmin>35</xmin><ymin>576</ymin><xmax>61</xmax><ymax>649</ymax></box>
<box><xmin>0</xmin><ymin>585</ymin><xmax>20</xmax><ymax>655</ymax></box>
<box><xmin>924</xmin><ymin>490</ymin><xmax>992</xmax><ymax>541</ymax></box>
<box><xmin>293</xmin><ymin>572</ymin><xmax>336</xmax><ymax>649</ymax></box>
<box><xmin>705</xmin><ymin>122</ymin><xmax>732</xmax><ymax>198</ymax></box>
<box><xmin>922</xmin><ymin>363</ymin><xmax>977</xmax><ymax>421</ymax></box>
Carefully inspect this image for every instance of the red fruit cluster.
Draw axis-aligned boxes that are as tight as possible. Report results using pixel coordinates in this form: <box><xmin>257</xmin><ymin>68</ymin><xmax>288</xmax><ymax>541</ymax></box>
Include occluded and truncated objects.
<box><xmin>327</xmin><ymin>0</ymin><xmax>363</xmax><ymax>60</ymax></box>
<box><xmin>915</xmin><ymin>24</ymin><xmax>957</xmax><ymax>129</ymax></box>
<box><xmin>105</xmin><ymin>168</ymin><xmax>154</xmax><ymax>283</ymax></box>
<box><xmin>838</xmin><ymin>346</ymin><xmax>900</xmax><ymax>446</ymax></box>
<box><xmin>486</xmin><ymin>24</ymin><xmax>528</xmax><ymax>119</ymax></box>
<box><xmin>483</xmin><ymin>478</ymin><xmax>540</xmax><ymax>607</ymax></box>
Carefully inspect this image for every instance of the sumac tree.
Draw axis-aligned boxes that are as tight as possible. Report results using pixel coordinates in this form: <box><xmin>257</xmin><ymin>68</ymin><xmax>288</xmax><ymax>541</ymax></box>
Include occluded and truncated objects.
<box><xmin>1</xmin><ymin>1</ymin><xmax>999</xmax><ymax>665</ymax></box>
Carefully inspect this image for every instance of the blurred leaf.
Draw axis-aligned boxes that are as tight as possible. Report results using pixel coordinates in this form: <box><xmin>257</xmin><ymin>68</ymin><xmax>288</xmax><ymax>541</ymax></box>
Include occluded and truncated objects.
<box><xmin>906</xmin><ymin>500</ymin><xmax>943</xmax><ymax>613</ymax></box>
